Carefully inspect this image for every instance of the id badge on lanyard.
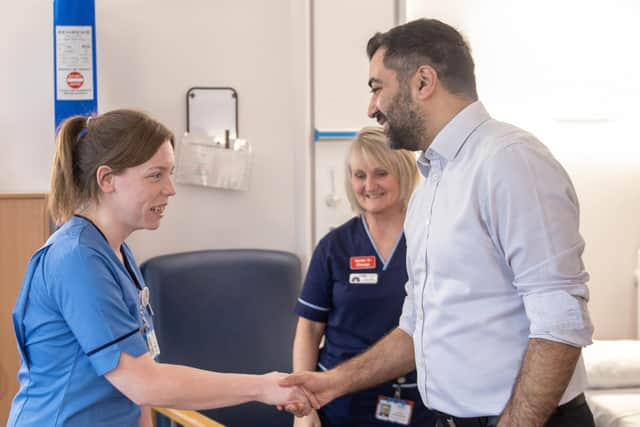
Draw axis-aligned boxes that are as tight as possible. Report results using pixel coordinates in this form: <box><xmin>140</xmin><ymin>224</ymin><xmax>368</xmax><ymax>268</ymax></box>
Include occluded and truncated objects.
<box><xmin>374</xmin><ymin>377</ymin><xmax>414</xmax><ymax>425</ymax></box>
<box><xmin>139</xmin><ymin>287</ymin><xmax>160</xmax><ymax>359</ymax></box>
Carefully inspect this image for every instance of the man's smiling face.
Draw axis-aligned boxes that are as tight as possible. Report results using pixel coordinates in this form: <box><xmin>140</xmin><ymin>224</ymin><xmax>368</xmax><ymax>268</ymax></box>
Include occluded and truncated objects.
<box><xmin>367</xmin><ymin>48</ymin><xmax>427</xmax><ymax>152</ymax></box>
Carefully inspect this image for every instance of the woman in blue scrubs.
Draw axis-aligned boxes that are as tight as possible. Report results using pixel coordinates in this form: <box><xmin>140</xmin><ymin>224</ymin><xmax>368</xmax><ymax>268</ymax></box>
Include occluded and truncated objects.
<box><xmin>8</xmin><ymin>110</ymin><xmax>309</xmax><ymax>427</ymax></box>
<box><xmin>292</xmin><ymin>127</ymin><xmax>437</xmax><ymax>427</ymax></box>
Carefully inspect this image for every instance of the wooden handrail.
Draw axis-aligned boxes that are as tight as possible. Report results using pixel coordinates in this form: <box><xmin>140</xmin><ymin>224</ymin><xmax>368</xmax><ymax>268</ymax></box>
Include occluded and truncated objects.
<box><xmin>152</xmin><ymin>407</ymin><xmax>225</xmax><ymax>427</ymax></box>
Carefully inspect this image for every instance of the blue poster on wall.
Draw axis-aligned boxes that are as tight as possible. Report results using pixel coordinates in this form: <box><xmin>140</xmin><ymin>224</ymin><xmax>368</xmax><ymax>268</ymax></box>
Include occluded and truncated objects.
<box><xmin>53</xmin><ymin>0</ymin><xmax>97</xmax><ymax>129</ymax></box>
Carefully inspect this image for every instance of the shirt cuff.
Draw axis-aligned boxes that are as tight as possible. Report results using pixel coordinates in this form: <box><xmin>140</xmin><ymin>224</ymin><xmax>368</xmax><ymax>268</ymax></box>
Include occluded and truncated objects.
<box><xmin>523</xmin><ymin>290</ymin><xmax>594</xmax><ymax>347</ymax></box>
<box><xmin>398</xmin><ymin>283</ymin><xmax>416</xmax><ymax>336</ymax></box>
<box><xmin>398</xmin><ymin>306</ymin><xmax>416</xmax><ymax>337</ymax></box>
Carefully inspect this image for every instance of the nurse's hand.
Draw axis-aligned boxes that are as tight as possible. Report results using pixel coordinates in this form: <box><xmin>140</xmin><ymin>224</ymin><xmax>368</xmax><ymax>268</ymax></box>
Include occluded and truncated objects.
<box><xmin>293</xmin><ymin>409</ymin><xmax>321</xmax><ymax>427</ymax></box>
<box><xmin>259</xmin><ymin>372</ymin><xmax>313</xmax><ymax>416</ymax></box>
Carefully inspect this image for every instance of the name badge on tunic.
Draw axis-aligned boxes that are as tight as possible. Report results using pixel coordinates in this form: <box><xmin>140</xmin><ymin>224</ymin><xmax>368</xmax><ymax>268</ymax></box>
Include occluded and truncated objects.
<box><xmin>350</xmin><ymin>256</ymin><xmax>376</xmax><ymax>270</ymax></box>
<box><xmin>375</xmin><ymin>396</ymin><xmax>414</xmax><ymax>425</ymax></box>
<box><xmin>349</xmin><ymin>273</ymin><xmax>378</xmax><ymax>284</ymax></box>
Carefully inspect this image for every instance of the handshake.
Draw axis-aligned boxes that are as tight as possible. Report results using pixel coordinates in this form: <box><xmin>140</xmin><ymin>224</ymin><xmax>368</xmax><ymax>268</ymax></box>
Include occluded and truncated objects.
<box><xmin>260</xmin><ymin>370</ymin><xmax>337</xmax><ymax>418</ymax></box>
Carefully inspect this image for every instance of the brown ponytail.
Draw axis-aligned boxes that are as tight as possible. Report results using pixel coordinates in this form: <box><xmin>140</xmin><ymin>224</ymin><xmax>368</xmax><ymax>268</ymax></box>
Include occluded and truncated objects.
<box><xmin>48</xmin><ymin>110</ymin><xmax>174</xmax><ymax>225</ymax></box>
<box><xmin>48</xmin><ymin>116</ymin><xmax>89</xmax><ymax>225</ymax></box>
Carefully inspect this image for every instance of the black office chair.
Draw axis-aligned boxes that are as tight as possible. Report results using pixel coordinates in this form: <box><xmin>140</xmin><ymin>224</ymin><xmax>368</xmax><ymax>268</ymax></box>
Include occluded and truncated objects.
<box><xmin>141</xmin><ymin>249</ymin><xmax>301</xmax><ymax>427</ymax></box>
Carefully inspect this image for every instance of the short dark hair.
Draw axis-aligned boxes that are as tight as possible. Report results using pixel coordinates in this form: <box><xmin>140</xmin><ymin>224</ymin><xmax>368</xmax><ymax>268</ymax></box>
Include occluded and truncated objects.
<box><xmin>367</xmin><ymin>19</ymin><xmax>478</xmax><ymax>100</ymax></box>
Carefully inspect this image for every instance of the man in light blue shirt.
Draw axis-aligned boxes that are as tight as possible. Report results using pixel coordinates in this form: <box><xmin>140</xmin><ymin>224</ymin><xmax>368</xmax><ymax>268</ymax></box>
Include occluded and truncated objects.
<box><xmin>283</xmin><ymin>18</ymin><xmax>595</xmax><ymax>427</ymax></box>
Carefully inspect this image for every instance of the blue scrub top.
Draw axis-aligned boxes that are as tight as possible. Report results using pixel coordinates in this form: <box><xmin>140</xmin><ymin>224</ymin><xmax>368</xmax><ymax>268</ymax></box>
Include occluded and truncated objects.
<box><xmin>295</xmin><ymin>217</ymin><xmax>436</xmax><ymax>426</ymax></box>
<box><xmin>8</xmin><ymin>215</ymin><xmax>152</xmax><ymax>427</ymax></box>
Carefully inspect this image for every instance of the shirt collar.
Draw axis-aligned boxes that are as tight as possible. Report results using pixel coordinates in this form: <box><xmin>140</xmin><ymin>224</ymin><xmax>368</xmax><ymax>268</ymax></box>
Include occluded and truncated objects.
<box><xmin>428</xmin><ymin>101</ymin><xmax>491</xmax><ymax>162</ymax></box>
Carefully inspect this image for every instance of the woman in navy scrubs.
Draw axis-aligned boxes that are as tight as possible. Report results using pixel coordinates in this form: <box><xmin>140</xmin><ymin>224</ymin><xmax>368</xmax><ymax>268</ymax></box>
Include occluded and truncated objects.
<box><xmin>7</xmin><ymin>110</ymin><xmax>309</xmax><ymax>427</ymax></box>
<box><xmin>292</xmin><ymin>127</ymin><xmax>437</xmax><ymax>427</ymax></box>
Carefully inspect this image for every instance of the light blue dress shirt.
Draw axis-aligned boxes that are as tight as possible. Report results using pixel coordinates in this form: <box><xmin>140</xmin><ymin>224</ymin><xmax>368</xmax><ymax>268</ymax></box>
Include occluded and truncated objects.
<box><xmin>399</xmin><ymin>101</ymin><xmax>594</xmax><ymax>417</ymax></box>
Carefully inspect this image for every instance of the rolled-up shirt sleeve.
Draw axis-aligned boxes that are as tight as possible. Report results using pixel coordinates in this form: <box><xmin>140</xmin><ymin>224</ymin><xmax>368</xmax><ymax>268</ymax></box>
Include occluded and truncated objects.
<box><xmin>486</xmin><ymin>140</ymin><xmax>594</xmax><ymax>347</ymax></box>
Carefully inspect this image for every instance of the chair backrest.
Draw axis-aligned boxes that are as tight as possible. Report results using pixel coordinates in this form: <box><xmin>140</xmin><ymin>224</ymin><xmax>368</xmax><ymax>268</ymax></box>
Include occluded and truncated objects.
<box><xmin>141</xmin><ymin>249</ymin><xmax>301</xmax><ymax>427</ymax></box>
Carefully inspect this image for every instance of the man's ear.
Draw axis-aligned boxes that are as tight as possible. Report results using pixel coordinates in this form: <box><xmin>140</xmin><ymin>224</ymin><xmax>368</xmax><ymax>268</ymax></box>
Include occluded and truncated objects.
<box><xmin>96</xmin><ymin>165</ymin><xmax>115</xmax><ymax>193</ymax></box>
<box><xmin>415</xmin><ymin>65</ymin><xmax>437</xmax><ymax>100</ymax></box>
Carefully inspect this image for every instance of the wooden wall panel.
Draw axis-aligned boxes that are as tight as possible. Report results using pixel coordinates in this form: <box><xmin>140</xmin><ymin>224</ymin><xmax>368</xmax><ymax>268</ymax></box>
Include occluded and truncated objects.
<box><xmin>0</xmin><ymin>194</ymin><xmax>50</xmax><ymax>424</ymax></box>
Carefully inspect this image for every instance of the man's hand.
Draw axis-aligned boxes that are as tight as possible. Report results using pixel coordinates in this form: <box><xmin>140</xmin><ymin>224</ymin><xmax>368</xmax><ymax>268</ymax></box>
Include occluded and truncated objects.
<box><xmin>281</xmin><ymin>328</ymin><xmax>415</xmax><ymax>417</ymax></box>
<box><xmin>259</xmin><ymin>372</ymin><xmax>314</xmax><ymax>416</ymax></box>
<box><xmin>279</xmin><ymin>370</ymin><xmax>340</xmax><ymax>415</ymax></box>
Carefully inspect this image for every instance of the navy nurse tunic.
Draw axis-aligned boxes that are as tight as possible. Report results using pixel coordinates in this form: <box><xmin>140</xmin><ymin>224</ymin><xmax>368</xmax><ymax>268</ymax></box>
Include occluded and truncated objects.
<box><xmin>295</xmin><ymin>216</ymin><xmax>436</xmax><ymax>427</ymax></box>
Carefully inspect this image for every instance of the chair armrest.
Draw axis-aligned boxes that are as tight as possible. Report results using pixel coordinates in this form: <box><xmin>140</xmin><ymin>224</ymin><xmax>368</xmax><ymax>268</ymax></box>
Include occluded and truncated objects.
<box><xmin>152</xmin><ymin>407</ymin><xmax>226</xmax><ymax>427</ymax></box>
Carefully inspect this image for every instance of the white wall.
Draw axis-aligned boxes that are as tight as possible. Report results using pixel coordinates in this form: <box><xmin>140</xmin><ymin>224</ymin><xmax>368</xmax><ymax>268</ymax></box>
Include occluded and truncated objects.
<box><xmin>0</xmin><ymin>2</ymin><xmax>56</xmax><ymax>192</ymax></box>
<box><xmin>406</xmin><ymin>0</ymin><xmax>640</xmax><ymax>338</ymax></box>
<box><xmin>0</xmin><ymin>0</ymin><xmax>313</xmax><ymax>264</ymax></box>
<box><xmin>312</xmin><ymin>0</ymin><xmax>398</xmax><ymax>239</ymax></box>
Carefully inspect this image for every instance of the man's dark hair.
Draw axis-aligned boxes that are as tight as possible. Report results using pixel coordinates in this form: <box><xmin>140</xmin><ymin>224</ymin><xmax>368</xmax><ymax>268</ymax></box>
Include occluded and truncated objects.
<box><xmin>367</xmin><ymin>19</ymin><xmax>478</xmax><ymax>100</ymax></box>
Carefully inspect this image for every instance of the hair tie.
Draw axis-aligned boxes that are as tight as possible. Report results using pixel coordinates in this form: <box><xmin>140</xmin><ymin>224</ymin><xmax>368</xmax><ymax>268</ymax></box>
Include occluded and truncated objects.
<box><xmin>77</xmin><ymin>115</ymin><xmax>94</xmax><ymax>141</ymax></box>
<box><xmin>76</xmin><ymin>116</ymin><xmax>91</xmax><ymax>141</ymax></box>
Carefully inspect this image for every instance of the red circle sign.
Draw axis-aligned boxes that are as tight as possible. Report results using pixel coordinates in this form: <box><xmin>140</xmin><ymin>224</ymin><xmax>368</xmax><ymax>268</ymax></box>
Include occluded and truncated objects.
<box><xmin>66</xmin><ymin>71</ymin><xmax>84</xmax><ymax>89</ymax></box>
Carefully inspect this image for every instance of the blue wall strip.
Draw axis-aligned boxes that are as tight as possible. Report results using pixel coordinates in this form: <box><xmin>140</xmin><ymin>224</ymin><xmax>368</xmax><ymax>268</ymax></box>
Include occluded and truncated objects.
<box><xmin>314</xmin><ymin>129</ymin><xmax>358</xmax><ymax>141</ymax></box>
<box><xmin>53</xmin><ymin>0</ymin><xmax>98</xmax><ymax>129</ymax></box>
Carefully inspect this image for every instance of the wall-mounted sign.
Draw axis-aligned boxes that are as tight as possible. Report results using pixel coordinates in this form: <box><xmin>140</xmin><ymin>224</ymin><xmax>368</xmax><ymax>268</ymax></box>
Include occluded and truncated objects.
<box><xmin>53</xmin><ymin>0</ymin><xmax>98</xmax><ymax>128</ymax></box>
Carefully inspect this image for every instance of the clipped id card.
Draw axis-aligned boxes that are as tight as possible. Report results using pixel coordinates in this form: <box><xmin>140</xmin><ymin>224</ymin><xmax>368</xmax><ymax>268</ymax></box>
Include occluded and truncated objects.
<box><xmin>145</xmin><ymin>329</ymin><xmax>161</xmax><ymax>360</ymax></box>
<box><xmin>375</xmin><ymin>396</ymin><xmax>414</xmax><ymax>425</ymax></box>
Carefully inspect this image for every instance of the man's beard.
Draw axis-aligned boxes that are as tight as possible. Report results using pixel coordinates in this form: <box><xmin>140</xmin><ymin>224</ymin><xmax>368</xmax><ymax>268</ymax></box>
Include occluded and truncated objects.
<box><xmin>384</xmin><ymin>89</ymin><xmax>426</xmax><ymax>152</ymax></box>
